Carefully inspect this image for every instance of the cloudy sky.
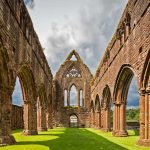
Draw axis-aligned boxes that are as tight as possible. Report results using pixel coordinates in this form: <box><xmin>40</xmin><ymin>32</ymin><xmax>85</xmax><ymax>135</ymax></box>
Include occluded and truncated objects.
<box><xmin>12</xmin><ymin>0</ymin><xmax>139</xmax><ymax>108</ymax></box>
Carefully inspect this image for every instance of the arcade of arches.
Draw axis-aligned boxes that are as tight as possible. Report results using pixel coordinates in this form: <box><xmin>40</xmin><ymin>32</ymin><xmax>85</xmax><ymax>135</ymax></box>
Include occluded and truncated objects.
<box><xmin>0</xmin><ymin>0</ymin><xmax>150</xmax><ymax>147</ymax></box>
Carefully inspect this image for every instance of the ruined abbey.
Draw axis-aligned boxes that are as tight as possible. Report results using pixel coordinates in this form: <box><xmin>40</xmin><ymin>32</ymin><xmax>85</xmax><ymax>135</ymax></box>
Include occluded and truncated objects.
<box><xmin>0</xmin><ymin>0</ymin><xmax>150</xmax><ymax>147</ymax></box>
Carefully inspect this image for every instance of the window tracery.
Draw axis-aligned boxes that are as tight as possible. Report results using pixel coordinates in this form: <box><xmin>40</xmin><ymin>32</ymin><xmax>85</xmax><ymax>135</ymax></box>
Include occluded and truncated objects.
<box><xmin>66</xmin><ymin>67</ymin><xmax>81</xmax><ymax>78</ymax></box>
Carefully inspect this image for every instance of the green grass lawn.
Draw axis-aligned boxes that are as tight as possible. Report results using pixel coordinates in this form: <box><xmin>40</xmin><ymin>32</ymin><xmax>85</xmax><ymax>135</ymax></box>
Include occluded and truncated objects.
<box><xmin>1</xmin><ymin>128</ymin><xmax>149</xmax><ymax>150</ymax></box>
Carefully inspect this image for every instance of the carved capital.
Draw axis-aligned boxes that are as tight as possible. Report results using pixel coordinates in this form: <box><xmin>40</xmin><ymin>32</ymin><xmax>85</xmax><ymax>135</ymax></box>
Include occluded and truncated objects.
<box><xmin>139</xmin><ymin>87</ymin><xmax>146</xmax><ymax>96</ymax></box>
<box><xmin>24</xmin><ymin>100</ymin><xmax>31</xmax><ymax>105</ymax></box>
<box><xmin>113</xmin><ymin>101</ymin><xmax>121</xmax><ymax>105</ymax></box>
<box><xmin>146</xmin><ymin>86</ymin><xmax>150</xmax><ymax>94</ymax></box>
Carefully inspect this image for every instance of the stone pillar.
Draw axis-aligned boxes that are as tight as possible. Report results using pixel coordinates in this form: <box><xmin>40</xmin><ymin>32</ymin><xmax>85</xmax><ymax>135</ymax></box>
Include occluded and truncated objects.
<box><xmin>113</xmin><ymin>104</ymin><xmax>120</xmax><ymax>136</ymax></box>
<box><xmin>67</xmin><ymin>90</ymin><xmax>70</xmax><ymax>106</ymax></box>
<box><xmin>137</xmin><ymin>87</ymin><xmax>150</xmax><ymax>146</ymax></box>
<box><xmin>96</xmin><ymin>111</ymin><xmax>100</xmax><ymax>129</ymax></box>
<box><xmin>113</xmin><ymin>105</ymin><xmax>116</xmax><ymax>132</ymax></box>
<box><xmin>95</xmin><ymin>111</ymin><xmax>98</xmax><ymax>128</ymax></box>
<box><xmin>121</xmin><ymin>29</ymin><xmax>125</xmax><ymax>45</ymax></box>
<box><xmin>116</xmin><ymin>29</ymin><xmax>121</xmax><ymax>47</ymax></box>
<box><xmin>0</xmin><ymin>87</ymin><xmax>16</xmax><ymax>145</ymax></box>
<box><xmin>46</xmin><ymin>104</ymin><xmax>53</xmax><ymax>129</ymax></box>
<box><xmin>83</xmin><ymin>81</ymin><xmax>86</xmax><ymax>107</ymax></box>
<box><xmin>78</xmin><ymin>90</ymin><xmax>80</xmax><ymax>107</ymax></box>
<box><xmin>32</xmin><ymin>100</ymin><xmax>38</xmax><ymax>134</ymax></box>
<box><xmin>125</xmin><ymin>23</ymin><xmax>130</xmax><ymax>37</ymax></box>
<box><xmin>37</xmin><ymin>98</ymin><xmax>47</xmax><ymax>131</ymax></box>
<box><xmin>119</xmin><ymin>103</ymin><xmax>128</xmax><ymax>136</ymax></box>
<box><xmin>38</xmin><ymin>106</ymin><xmax>47</xmax><ymax>131</ymax></box>
<box><xmin>105</xmin><ymin>107</ymin><xmax>110</xmax><ymax>131</ymax></box>
<box><xmin>23</xmin><ymin>100</ymin><xmax>38</xmax><ymax>135</ymax></box>
<box><xmin>113</xmin><ymin>102</ymin><xmax>127</xmax><ymax>137</ymax></box>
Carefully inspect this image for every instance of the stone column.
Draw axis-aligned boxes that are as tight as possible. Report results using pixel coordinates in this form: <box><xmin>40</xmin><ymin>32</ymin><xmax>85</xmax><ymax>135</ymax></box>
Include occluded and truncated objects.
<box><xmin>78</xmin><ymin>90</ymin><xmax>80</xmax><ymax>107</ymax></box>
<box><xmin>105</xmin><ymin>107</ymin><xmax>110</xmax><ymax>131</ymax></box>
<box><xmin>113</xmin><ymin>104</ymin><xmax>120</xmax><ymax>136</ymax></box>
<box><xmin>31</xmin><ymin>100</ymin><xmax>38</xmax><ymax>134</ymax></box>
<box><xmin>137</xmin><ymin>87</ymin><xmax>150</xmax><ymax>146</ymax></box>
<box><xmin>84</xmin><ymin>81</ymin><xmax>86</xmax><ymax>107</ymax></box>
<box><xmin>116</xmin><ymin>29</ymin><xmax>121</xmax><ymax>47</ymax></box>
<box><xmin>121</xmin><ymin>29</ymin><xmax>125</xmax><ymax>44</ymax></box>
<box><xmin>97</xmin><ymin>111</ymin><xmax>100</xmax><ymax>129</ymax></box>
<box><xmin>113</xmin><ymin>102</ymin><xmax>127</xmax><ymax>137</ymax></box>
<box><xmin>67</xmin><ymin>90</ymin><xmax>70</xmax><ymax>106</ymax></box>
<box><xmin>113</xmin><ymin>104</ymin><xmax>116</xmax><ymax>132</ymax></box>
<box><xmin>119</xmin><ymin>102</ymin><xmax>128</xmax><ymax>136</ymax></box>
<box><xmin>38</xmin><ymin>106</ymin><xmax>47</xmax><ymax>131</ymax></box>
<box><xmin>125</xmin><ymin>23</ymin><xmax>130</xmax><ymax>37</ymax></box>
<box><xmin>23</xmin><ymin>100</ymin><xmax>38</xmax><ymax>135</ymax></box>
<box><xmin>46</xmin><ymin>104</ymin><xmax>53</xmax><ymax>129</ymax></box>
<box><xmin>0</xmin><ymin>87</ymin><xmax>16</xmax><ymax>145</ymax></box>
<box><xmin>37</xmin><ymin>97</ymin><xmax>47</xmax><ymax>131</ymax></box>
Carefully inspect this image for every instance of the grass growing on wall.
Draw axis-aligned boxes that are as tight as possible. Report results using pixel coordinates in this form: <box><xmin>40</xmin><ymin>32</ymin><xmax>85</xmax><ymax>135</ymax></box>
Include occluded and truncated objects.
<box><xmin>1</xmin><ymin>128</ymin><xmax>149</xmax><ymax>150</ymax></box>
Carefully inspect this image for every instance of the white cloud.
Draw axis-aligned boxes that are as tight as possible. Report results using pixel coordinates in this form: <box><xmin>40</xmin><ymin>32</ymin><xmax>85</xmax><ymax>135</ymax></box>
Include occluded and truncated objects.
<box><xmin>13</xmin><ymin>0</ymin><xmax>140</xmax><ymax>108</ymax></box>
<box><xmin>44</xmin><ymin>0</ymin><xmax>128</xmax><ymax>74</ymax></box>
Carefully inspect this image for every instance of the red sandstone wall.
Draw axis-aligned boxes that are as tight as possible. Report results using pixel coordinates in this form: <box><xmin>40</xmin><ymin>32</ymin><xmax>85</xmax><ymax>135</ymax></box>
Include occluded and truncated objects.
<box><xmin>11</xmin><ymin>105</ymin><xmax>23</xmax><ymax>130</ymax></box>
<box><xmin>91</xmin><ymin>0</ymin><xmax>150</xmax><ymax>101</ymax></box>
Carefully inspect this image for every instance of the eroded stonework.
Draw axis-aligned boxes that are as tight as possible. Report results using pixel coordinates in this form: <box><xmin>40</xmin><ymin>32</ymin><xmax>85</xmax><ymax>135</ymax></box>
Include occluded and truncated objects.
<box><xmin>0</xmin><ymin>0</ymin><xmax>150</xmax><ymax>147</ymax></box>
<box><xmin>90</xmin><ymin>0</ymin><xmax>150</xmax><ymax>146</ymax></box>
<box><xmin>0</xmin><ymin>0</ymin><xmax>53</xmax><ymax>145</ymax></box>
<box><xmin>53</xmin><ymin>51</ymin><xmax>93</xmax><ymax>127</ymax></box>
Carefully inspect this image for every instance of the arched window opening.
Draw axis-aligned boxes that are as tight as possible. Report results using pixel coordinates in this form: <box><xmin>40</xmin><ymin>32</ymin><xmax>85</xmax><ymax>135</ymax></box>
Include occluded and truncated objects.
<box><xmin>12</xmin><ymin>77</ymin><xmax>24</xmax><ymax>129</ymax></box>
<box><xmin>126</xmin><ymin>76</ymin><xmax>140</xmax><ymax>129</ymax></box>
<box><xmin>101</xmin><ymin>86</ymin><xmax>111</xmax><ymax>131</ymax></box>
<box><xmin>70</xmin><ymin>54</ymin><xmax>77</xmax><ymax>61</ymax></box>
<box><xmin>80</xmin><ymin>90</ymin><xmax>83</xmax><ymax>107</ymax></box>
<box><xmin>66</xmin><ymin>66</ymin><xmax>81</xmax><ymax>78</ymax></box>
<box><xmin>12</xmin><ymin>77</ymin><xmax>24</xmax><ymax>106</ymax></box>
<box><xmin>64</xmin><ymin>90</ymin><xmax>68</xmax><ymax>106</ymax></box>
<box><xmin>70</xmin><ymin>114</ymin><xmax>78</xmax><ymax>127</ymax></box>
<box><xmin>113</xmin><ymin>67</ymin><xmax>140</xmax><ymax>137</ymax></box>
<box><xmin>70</xmin><ymin>85</ymin><xmax>77</xmax><ymax>106</ymax></box>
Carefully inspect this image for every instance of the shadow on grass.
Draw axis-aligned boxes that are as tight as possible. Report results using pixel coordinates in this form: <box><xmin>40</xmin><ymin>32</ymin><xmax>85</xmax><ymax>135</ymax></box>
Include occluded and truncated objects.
<box><xmin>14</xmin><ymin>128</ymin><xmax>128</xmax><ymax>150</ymax></box>
<box><xmin>128</xmin><ymin>129</ymin><xmax>139</xmax><ymax>136</ymax></box>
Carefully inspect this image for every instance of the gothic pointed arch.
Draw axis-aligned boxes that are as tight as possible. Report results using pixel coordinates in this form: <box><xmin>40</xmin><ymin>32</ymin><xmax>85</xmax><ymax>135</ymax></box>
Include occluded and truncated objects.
<box><xmin>140</xmin><ymin>50</ymin><xmax>150</xmax><ymax>89</ymax></box>
<box><xmin>37</xmin><ymin>84</ymin><xmax>47</xmax><ymax>131</ymax></box>
<box><xmin>137</xmin><ymin>50</ymin><xmax>150</xmax><ymax>146</ymax></box>
<box><xmin>100</xmin><ymin>85</ymin><xmax>111</xmax><ymax>131</ymax></box>
<box><xmin>16</xmin><ymin>65</ymin><xmax>38</xmax><ymax>135</ymax></box>
<box><xmin>66</xmin><ymin>50</ymin><xmax>82</xmax><ymax>62</ymax></box>
<box><xmin>95</xmin><ymin>95</ymin><xmax>100</xmax><ymax>129</ymax></box>
<box><xmin>113</xmin><ymin>64</ymin><xmax>139</xmax><ymax>137</ymax></box>
<box><xmin>113</xmin><ymin>64</ymin><xmax>138</xmax><ymax>104</ymax></box>
<box><xmin>0</xmin><ymin>39</ymin><xmax>16</xmax><ymax>144</ymax></box>
<box><xmin>54</xmin><ymin>50</ymin><xmax>92</xmax><ymax>127</ymax></box>
<box><xmin>90</xmin><ymin>100</ymin><xmax>95</xmax><ymax>128</ymax></box>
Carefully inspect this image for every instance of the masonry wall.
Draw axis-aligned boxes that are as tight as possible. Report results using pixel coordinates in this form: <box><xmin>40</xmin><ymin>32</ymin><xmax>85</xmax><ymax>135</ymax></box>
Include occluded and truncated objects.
<box><xmin>91</xmin><ymin>0</ymin><xmax>150</xmax><ymax>101</ymax></box>
<box><xmin>11</xmin><ymin>105</ymin><xmax>23</xmax><ymax>130</ymax></box>
<box><xmin>91</xmin><ymin>0</ymin><xmax>150</xmax><ymax>146</ymax></box>
<box><xmin>0</xmin><ymin>0</ymin><xmax>53</xmax><ymax>144</ymax></box>
<box><xmin>53</xmin><ymin>51</ymin><xmax>93</xmax><ymax>128</ymax></box>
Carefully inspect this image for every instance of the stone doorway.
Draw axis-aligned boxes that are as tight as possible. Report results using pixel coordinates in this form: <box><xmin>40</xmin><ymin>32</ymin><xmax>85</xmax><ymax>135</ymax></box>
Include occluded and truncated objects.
<box><xmin>70</xmin><ymin>115</ymin><xmax>78</xmax><ymax>128</ymax></box>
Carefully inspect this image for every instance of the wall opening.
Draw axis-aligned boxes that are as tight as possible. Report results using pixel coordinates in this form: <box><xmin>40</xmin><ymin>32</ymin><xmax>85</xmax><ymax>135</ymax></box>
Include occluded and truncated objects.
<box><xmin>70</xmin><ymin>114</ymin><xmax>78</xmax><ymax>127</ymax></box>
<box><xmin>70</xmin><ymin>85</ymin><xmax>77</xmax><ymax>106</ymax></box>
<box><xmin>126</xmin><ymin>76</ymin><xmax>140</xmax><ymax>131</ymax></box>
<box><xmin>64</xmin><ymin>90</ymin><xmax>68</xmax><ymax>106</ymax></box>
<box><xmin>12</xmin><ymin>77</ymin><xmax>24</xmax><ymax>129</ymax></box>
<box><xmin>12</xmin><ymin>77</ymin><xmax>24</xmax><ymax>106</ymax></box>
<box><xmin>80</xmin><ymin>90</ymin><xmax>83</xmax><ymax>107</ymax></box>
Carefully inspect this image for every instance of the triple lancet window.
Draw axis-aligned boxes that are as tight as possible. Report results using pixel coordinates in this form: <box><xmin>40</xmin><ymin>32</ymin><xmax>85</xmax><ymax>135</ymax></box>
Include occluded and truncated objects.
<box><xmin>64</xmin><ymin>86</ymin><xmax>84</xmax><ymax>107</ymax></box>
<box><xmin>66</xmin><ymin>67</ymin><xmax>81</xmax><ymax>78</ymax></box>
